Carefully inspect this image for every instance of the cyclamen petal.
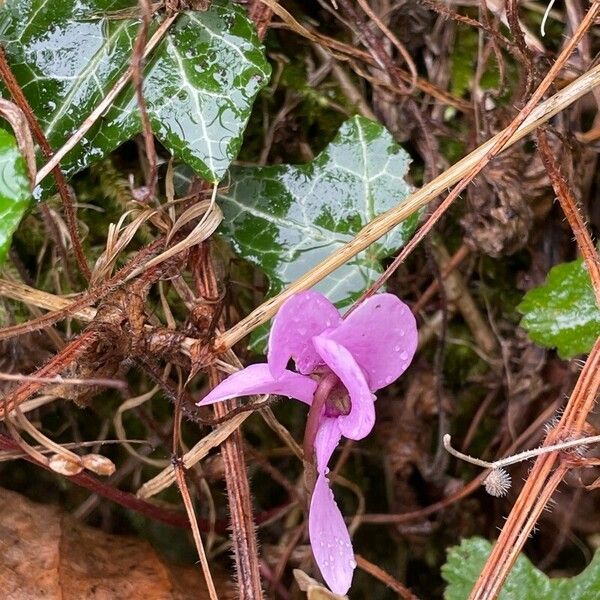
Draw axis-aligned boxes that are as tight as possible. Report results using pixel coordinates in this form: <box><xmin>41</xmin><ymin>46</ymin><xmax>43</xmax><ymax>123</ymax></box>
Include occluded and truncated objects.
<box><xmin>197</xmin><ymin>364</ymin><xmax>317</xmax><ymax>406</ymax></box>
<box><xmin>314</xmin><ymin>417</ymin><xmax>343</xmax><ymax>473</ymax></box>
<box><xmin>324</xmin><ymin>294</ymin><xmax>418</xmax><ymax>391</ymax></box>
<box><xmin>309</xmin><ymin>473</ymin><xmax>355</xmax><ymax>595</ymax></box>
<box><xmin>268</xmin><ymin>290</ymin><xmax>341</xmax><ymax>377</ymax></box>
<box><xmin>310</xmin><ymin>419</ymin><xmax>355</xmax><ymax>594</ymax></box>
<box><xmin>312</xmin><ymin>336</ymin><xmax>375</xmax><ymax>440</ymax></box>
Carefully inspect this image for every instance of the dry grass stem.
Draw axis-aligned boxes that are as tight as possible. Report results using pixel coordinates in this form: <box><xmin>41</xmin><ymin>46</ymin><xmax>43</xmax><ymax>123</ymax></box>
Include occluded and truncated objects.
<box><xmin>113</xmin><ymin>385</ymin><xmax>170</xmax><ymax>468</ymax></box>
<box><xmin>174</xmin><ymin>464</ymin><xmax>219</xmax><ymax>600</ymax></box>
<box><xmin>136</xmin><ymin>397</ymin><xmax>264</xmax><ymax>496</ymax></box>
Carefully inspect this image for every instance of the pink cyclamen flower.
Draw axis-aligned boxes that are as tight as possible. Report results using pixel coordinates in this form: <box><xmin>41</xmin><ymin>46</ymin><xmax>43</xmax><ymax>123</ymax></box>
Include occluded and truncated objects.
<box><xmin>198</xmin><ymin>291</ymin><xmax>417</xmax><ymax>594</ymax></box>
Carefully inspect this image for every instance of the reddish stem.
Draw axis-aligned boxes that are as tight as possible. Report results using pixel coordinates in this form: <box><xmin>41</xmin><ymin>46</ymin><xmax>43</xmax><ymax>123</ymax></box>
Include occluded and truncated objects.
<box><xmin>0</xmin><ymin>433</ymin><xmax>293</xmax><ymax>532</ymax></box>
<box><xmin>302</xmin><ymin>372</ymin><xmax>339</xmax><ymax>463</ymax></box>
<box><xmin>0</xmin><ymin>46</ymin><xmax>92</xmax><ymax>281</ymax></box>
<box><xmin>0</xmin><ymin>433</ymin><xmax>189</xmax><ymax>528</ymax></box>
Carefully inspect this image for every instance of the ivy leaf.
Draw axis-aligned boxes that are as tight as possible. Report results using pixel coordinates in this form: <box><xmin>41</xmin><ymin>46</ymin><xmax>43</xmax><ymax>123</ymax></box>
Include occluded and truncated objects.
<box><xmin>217</xmin><ymin>116</ymin><xmax>418</xmax><ymax>351</ymax></box>
<box><xmin>443</xmin><ymin>537</ymin><xmax>600</xmax><ymax>599</ymax></box>
<box><xmin>518</xmin><ymin>259</ymin><xmax>600</xmax><ymax>358</ymax></box>
<box><xmin>0</xmin><ymin>128</ymin><xmax>32</xmax><ymax>265</ymax></box>
<box><xmin>0</xmin><ymin>0</ymin><xmax>270</xmax><ymax>186</ymax></box>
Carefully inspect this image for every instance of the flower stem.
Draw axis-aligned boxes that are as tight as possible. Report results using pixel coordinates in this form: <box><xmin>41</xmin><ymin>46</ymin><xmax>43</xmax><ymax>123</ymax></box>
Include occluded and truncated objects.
<box><xmin>303</xmin><ymin>372</ymin><xmax>339</xmax><ymax>463</ymax></box>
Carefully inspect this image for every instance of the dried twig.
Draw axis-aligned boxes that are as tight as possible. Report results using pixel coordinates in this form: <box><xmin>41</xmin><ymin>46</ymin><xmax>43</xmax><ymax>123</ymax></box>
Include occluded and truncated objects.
<box><xmin>0</xmin><ymin>279</ymin><xmax>96</xmax><ymax>321</ymax></box>
<box><xmin>257</xmin><ymin>0</ymin><xmax>470</xmax><ymax>111</ymax></box>
<box><xmin>0</xmin><ymin>371</ymin><xmax>126</xmax><ymax>390</ymax></box>
<box><xmin>169</xmin><ymin>362</ymin><xmax>219</xmax><ymax>598</ymax></box>
<box><xmin>353</xmin><ymin>0</ymin><xmax>418</xmax><ymax>92</ymax></box>
<box><xmin>0</xmin><ymin>47</ymin><xmax>91</xmax><ymax>280</ymax></box>
<box><xmin>412</xmin><ymin>243</ymin><xmax>470</xmax><ymax>313</ymax></box>
<box><xmin>196</xmin><ymin>243</ymin><xmax>264</xmax><ymax>600</ymax></box>
<box><xmin>131</xmin><ymin>0</ymin><xmax>158</xmax><ymax>197</ymax></box>
<box><xmin>470</xmin><ymin>338</ymin><xmax>600</xmax><ymax>599</ymax></box>
<box><xmin>427</xmin><ymin>237</ymin><xmax>497</xmax><ymax>355</ymax></box>
<box><xmin>0</xmin><ymin>329</ymin><xmax>99</xmax><ymax>419</ymax></box>
<box><xmin>355</xmin><ymin>554</ymin><xmax>420</xmax><ymax>600</ymax></box>
<box><xmin>0</xmin><ymin>235</ymin><xmax>166</xmax><ymax>341</ymax></box>
<box><xmin>174</xmin><ymin>466</ymin><xmax>219</xmax><ymax>600</ymax></box>
<box><xmin>537</xmin><ymin>128</ymin><xmax>600</xmax><ymax>303</ymax></box>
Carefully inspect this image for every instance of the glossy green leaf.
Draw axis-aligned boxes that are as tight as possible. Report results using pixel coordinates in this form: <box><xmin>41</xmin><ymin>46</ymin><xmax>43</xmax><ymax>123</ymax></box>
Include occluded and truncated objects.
<box><xmin>0</xmin><ymin>129</ymin><xmax>32</xmax><ymax>265</ymax></box>
<box><xmin>217</xmin><ymin>115</ymin><xmax>418</xmax><ymax>350</ymax></box>
<box><xmin>0</xmin><ymin>0</ymin><xmax>270</xmax><ymax>186</ymax></box>
<box><xmin>443</xmin><ymin>537</ymin><xmax>600</xmax><ymax>599</ymax></box>
<box><xmin>518</xmin><ymin>259</ymin><xmax>600</xmax><ymax>358</ymax></box>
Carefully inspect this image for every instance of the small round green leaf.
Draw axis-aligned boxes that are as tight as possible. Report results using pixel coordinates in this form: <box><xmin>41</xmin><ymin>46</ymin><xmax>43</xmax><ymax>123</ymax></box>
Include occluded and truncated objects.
<box><xmin>443</xmin><ymin>537</ymin><xmax>600</xmax><ymax>599</ymax></box>
<box><xmin>518</xmin><ymin>259</ymin><xmax>600</xmax><ymax>358</ymax></box>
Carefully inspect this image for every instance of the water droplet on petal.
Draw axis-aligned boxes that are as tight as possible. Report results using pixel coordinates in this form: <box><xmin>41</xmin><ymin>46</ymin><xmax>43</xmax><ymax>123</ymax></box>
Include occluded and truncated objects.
<box><xmin>394</xmin><ymin>345</ymin><xmax>400</xmax><ymax>352</ymax></box>
<box><xmin>385</xmin><ymin>376</ymin><xmax>393</xmax><ymax>384</ymax></box>
<box><xmin>399</xmin><ymin>329</ymin><xmax>405</xmax><ymax>337</ymax></box>
<box><xmin>349</xmin><ymin>558</ymin><xmax>357</xmax><ymax>568</ymax></box>
<box><xmin>400</xmin><ymin>351</ymin><xmax>408</xmax><ymax>360</ymax></box>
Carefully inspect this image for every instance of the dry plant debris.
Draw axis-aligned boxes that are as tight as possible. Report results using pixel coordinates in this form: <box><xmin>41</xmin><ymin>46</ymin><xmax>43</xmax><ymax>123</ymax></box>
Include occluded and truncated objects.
<box><xmin>0</xmin><ymin>1</ymin><xmax>600</xmax><ymax>599</ymax></box>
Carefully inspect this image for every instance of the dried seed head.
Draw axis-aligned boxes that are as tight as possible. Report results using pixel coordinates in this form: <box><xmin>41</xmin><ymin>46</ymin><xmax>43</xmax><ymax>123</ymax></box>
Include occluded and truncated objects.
<box><xmin>483</xmin><ymin>468</ymin><xmax>512</xmax><ymax>497</ymax></box>
<box><xmin>48</xmin><ymin>454</ymin><xmax>84</xmax><ymax>476</ymax></box>
<box><xmin>81</xmin><ymin>453</ymin><xmax>116</xmax><ymax>476</ymax></box>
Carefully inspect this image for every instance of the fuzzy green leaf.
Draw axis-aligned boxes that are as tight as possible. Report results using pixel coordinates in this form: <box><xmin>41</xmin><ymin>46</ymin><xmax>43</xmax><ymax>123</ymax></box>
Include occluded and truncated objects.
<box><xmin>443</xmin><ymin>537</ymin><xmax>600</xmax><ymax>599</ymax></box>
<box><xmin>0</xmin><ymin>129</ymin><xmax>32</xmax><ymax>265</ymax></box>
<box><xmin>518</xmin><ymin>259</ymin><xmax>600</xmax><ymax>358</ymax></box>
<box><xmin>0</xmin><ymin>0</ymin><xmax>270</xmax><ymax>186</ymax></box>
<box><xmin>217</xmin><ymin>115</ymin><xmax>418</xmax><ymax>351</ymax></box>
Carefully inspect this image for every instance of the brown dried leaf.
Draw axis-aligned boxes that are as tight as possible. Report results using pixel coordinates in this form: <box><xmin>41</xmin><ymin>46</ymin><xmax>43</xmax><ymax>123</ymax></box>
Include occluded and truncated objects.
<box><xmin>0</xmin><ymin>488</ymin><xmax>231</xmax><ymax>599</ymax></box>
<box><xmin>462</xmin><ymin>149</ymin><xmax>534</xmax><ymax>258</ymax></box>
